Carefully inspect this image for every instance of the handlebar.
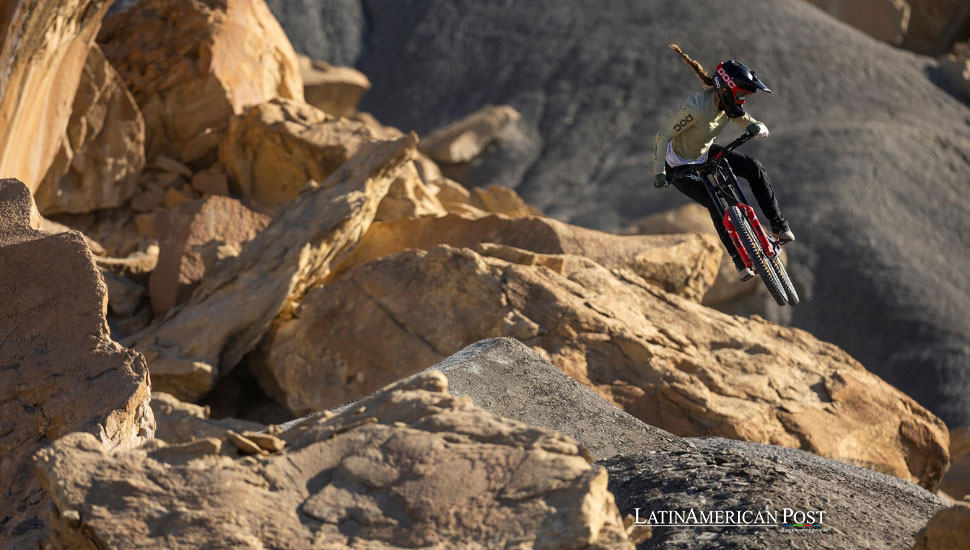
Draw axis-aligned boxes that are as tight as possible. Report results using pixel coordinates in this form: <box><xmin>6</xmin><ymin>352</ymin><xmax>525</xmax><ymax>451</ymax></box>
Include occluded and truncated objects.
<box><xmin>698</xmin><ymin>131</ymin><xmax>756</xmax><ymax>172</ymax></box>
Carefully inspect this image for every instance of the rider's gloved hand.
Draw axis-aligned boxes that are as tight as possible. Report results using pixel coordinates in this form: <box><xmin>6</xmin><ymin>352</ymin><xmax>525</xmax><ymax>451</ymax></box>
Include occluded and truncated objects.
<box><xmin>654</xmin><ymin>173</ymin><xmax>669</xmax><ymax>189</ymax></box>
<box><xmin>746</xmin><ymin>123</ymin><xmax>769</xmax><ymax>138</ymax></box>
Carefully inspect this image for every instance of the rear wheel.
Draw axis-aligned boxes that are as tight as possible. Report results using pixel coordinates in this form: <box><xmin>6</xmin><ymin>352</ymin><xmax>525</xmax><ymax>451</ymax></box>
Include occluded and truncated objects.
<box><xmin>728</xmin><ymin>206</ymin><xmax>787</xmax><ymax>306</ymax></box>
<box><xmin>769</xmin><ymin>253</ymin><xmax>799</xmax><ymax>305</ymax></box>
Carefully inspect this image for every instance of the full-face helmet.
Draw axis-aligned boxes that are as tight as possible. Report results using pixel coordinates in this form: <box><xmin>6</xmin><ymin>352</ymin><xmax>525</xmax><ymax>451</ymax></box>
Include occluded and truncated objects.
<box><xmin>713</xmin><ymin>59</ymin><xmax>771</xmax><ymax>118</ymax></box>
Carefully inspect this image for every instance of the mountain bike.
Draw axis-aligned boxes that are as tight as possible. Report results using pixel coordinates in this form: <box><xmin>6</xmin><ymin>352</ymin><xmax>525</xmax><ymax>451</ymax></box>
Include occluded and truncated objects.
<box><xmin>670</xmin><ymin>133</ymin><xmax>798</xmax><ymax>306</ymax></box>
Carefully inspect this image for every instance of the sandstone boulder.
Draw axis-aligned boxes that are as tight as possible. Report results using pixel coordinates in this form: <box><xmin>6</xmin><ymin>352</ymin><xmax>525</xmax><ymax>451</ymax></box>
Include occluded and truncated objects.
<box><xmin>152</xmin><ymin>392</ymin><xmax>264</xmax><ymax>444</ymax></box>
<box><xmin>132</xmin><ymin>135</ymin><xmax>418</xmax><ymax>400</ymax></box>
<box><xmin>903</xmin><ymin>0</ymin><xmax>970</xmax><ymax>55</ymax></box>
<box><xmin>218</xmin><ymin>97</ymin><xmax>400</xmax><ymax>212</ymax></box>
<box><xmin>419</xmin><ymin>104</ymin><xmax>522</xmax><ymax>164</ymax></box>
<box><xmin>149</xmin><ymin>196</ymin><xmax>270</xmax><ymax>315</ymax></box>
<box><xmin>35</xmin><ymin>371</ymin><xmax>635</xmax><ymax>549</ymax></box>
<box><xmin>262</xmin><ymin>244</ymin><xmax>948</xmax><ymax>489</ymax></box>
<box><xmin>941</xmin><ymin>427</ymin><xmax>970</xmax><ymax>500</ymax></box>
<box><xmin>804</xmin><ymin>0</ymin><xmax>911</xmax><ymax>45</ymax></box>
<box><xmin>0</xmin><ymin>0</ymin><xmax>111</xmax><ymax>193</ymax></box>
<box><xmin>621</xmin><ymin>203</ymin><xmax>764</xmax><ymax>310</ymax></box>
<box><xmin>371</xmin><ymin>154</ymin><xmax>447</xmax><ymax>222</ymax></box>
<box><xmin>35</xmin><ymin>44</ymin><xmax>145</xmax><ymax>215</ymax></box>
<box><xmin>603</xmin><ymin>438</ymin><xmax>948</xmax><ymax>550</ymax></box>
<box><xmin>297</xmin><ymin>53</ymin><xmax>371</xmax><ymax>117</ymax></box>
<box><xmin>0</xmin><ymin>179</ymin><xmax>154</xmax><ymax>549</ymax></box>
<box><xmin>333</xmin><ymin>212</ymin><xmax>721</xmax><ymax>301</ymax></box>
<box><xmin>98</xmin><ymin>0</ymin><xmax>303</xmax><ymax>164</ymax></box>
<box><xmin>909</xmin><ymin>499</ymin><xmax>970</xmax><ymax>550</ymax></box>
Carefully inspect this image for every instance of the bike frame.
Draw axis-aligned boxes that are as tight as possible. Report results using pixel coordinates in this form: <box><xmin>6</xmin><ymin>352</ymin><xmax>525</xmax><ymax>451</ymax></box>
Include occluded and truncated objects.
<box><xmin>680</xmin><ymin>134</ymin><xmax>781</xmax><ymax>267</ymax></box>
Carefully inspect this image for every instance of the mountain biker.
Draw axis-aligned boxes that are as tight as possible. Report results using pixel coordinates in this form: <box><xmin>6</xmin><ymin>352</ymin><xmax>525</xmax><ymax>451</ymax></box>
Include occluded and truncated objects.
<box><xmin>654</xmin><ymin>44</ymin><xmax>794</xmax><ymax>281</ymax></box>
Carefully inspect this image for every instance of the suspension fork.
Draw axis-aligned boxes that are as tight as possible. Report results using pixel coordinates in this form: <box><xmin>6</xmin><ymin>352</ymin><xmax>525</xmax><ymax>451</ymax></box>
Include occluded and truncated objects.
<box><xmin>703</xmin><ymin>169</ymin><xmax>753</xmax><ymax>268</ymax></box>
<box><xmin>719</xmin><ymin>160</ymin><xmax>778</xmax><ymax>258</ymax></box>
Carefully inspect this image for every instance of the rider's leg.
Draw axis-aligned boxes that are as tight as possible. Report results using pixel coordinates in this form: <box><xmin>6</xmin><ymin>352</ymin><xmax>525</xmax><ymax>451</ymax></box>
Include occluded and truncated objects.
<box><xmin>669</xmin><ymin>174</ymin><xmax>746</xmax><ymax>271</ymax></box>
<box><xmin>712</xmin><ymin>146</ymin><xmax>789</xmax><ymax>233</ymax></box>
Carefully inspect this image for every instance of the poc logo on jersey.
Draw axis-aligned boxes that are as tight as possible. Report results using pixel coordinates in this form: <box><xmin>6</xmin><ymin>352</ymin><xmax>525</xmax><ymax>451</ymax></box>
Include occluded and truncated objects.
<box><xmin>717</xmin><ymin>67</ymin><xmax>738</xmax><ymax>91</ymax></box>
<box><xmin>674</xmin><ymin>113</ymin><xmax>694</xmax><ymax>131</ymax></box>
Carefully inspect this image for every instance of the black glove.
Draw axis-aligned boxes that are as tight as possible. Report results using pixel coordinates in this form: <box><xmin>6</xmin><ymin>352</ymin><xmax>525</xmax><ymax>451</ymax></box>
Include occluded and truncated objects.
<box><xmin>654</xmin><ymin>173</ymin><xmax>669</xmax><ymax>189</ymax></box>
<box><xmin>746</xmin><ymin>123</ymin><xmax>768</xmax><ymax>137</ymax></box>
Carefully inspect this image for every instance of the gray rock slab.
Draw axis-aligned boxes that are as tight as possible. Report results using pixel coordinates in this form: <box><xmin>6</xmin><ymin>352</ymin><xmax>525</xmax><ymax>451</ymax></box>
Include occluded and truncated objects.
<box><xmin>600</xmin><ymin>437</ymin><xmax>948</xmax><ymax>549</ymax></box>
<box><xmin>426</xmin><ymin>337</ymin><xmax>690</xmax><ymax>458</ymax></box>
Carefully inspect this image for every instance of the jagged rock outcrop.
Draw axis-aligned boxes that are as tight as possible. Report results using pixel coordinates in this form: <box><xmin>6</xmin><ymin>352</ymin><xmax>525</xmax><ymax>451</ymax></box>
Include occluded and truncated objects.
<box><xmin>97</xmin><ymin>0</ymin><xmax>304</xmax><ymax>165</ymax></box>
<box><xmin>602</xmin><ymin>438</ymin><xmax>948</xmax><ymax>550</ymax></box>
<box><xmin>152</xmin><ymin>392</ymin><xmax>265</xmax><ymax>443</ymax></box>
<box><xmin>149</xmin><ymin>196</ymin><xmax>270</xmax><ymax>315</ymax></box>
<box><xmin>372</xmin><ymin>160</ymin><xmax>447</xmax><ymax>222</ymax></box>
<box><xmin>332</xmin><ymin>213</ymin><xmax>722</xmax><ymax>300</ymax></box>
<box><xmin>297</xmin><ymin>53</ymin><xmax>371</xmax><ymax>117</ymax></box>
<box><xmin>35</xmin><ymin>44</ymin><xmax>145</xmax><ymax>215</ymax></box>
<box><xmin>0</xmin><ymin>0</ymin><xmax>111</xmax><ymax>193</ymax></box>
<box><xmin>35</xmin><ymin>371</ymin><xmax>635</xmax><ymax>549</ymax></box>
<box><xmin>218</xmin><ymin>97</ymin><xmax>401</xmax><ymax>212</ymax></box>
<box><xmin>132</xmin><ymin>135</ymin><xmax>418</xmax><ymax>401</ymax></box>
<box><xmin>0</xmin><ymin>179</ymin><xmax>154</xmax><ymax>549</ymax></box>
<box><xmin>908</xmin><ymin>499</ymin><xmax>970</xmax><ymax>550</ymax></box>
<box><xmin>261</xmin><ymin>244</ymin><xmax>948</xmax><ymax>489</ymax></box>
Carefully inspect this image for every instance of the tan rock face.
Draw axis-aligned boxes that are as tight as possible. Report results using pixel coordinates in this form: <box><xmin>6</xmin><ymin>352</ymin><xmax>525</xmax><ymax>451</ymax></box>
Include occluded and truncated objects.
<box><xmin>0</xmin><ymin>179</ymin><xmax>154</xmax><ymax>549</ymax></box>
<box><xmin>909</xmin><ymin>499</ymin><xmax>970</xmax><ymax>550</ymax></box>
<box><xmin>149</xmin><ymin>196</ymin><xmax>270</xmax><ymax>315</ymax></box>
<box><xmin>419</xmin><ymin>104</ymin><xmax>522</xmax><ymax>164</ymax></box>
<box><xmin>98</xmin><ymin>0</ymin><xmax>303</xmax><ymax>164</ymax></box>
<box><xmin>804</xmin><ymin>0</ymin><xmax>911</xmax><ymax>45</ymax></box>
<box><xmin>35</xmin><ymin>371</ymin><xmax>634</xmax><ymax>549</ymax></box>
<box><xmin>297</xmin><ymin>53</ymin><xmax>371</xmax><ymax>117</ymax></box>
<box><xmin>332</xmin><ymin>212</ymin><xmax>721</xmax><ymax>301</ymax></box>
<box><xmin>218</xmin><ymin>97</ymin><xmax>397</xmax><ymax>212</ymax></box>
<box><xmin>35</xmin><ymin>44</ymin><xmax>146</xmax><ymax>215</ymax></box>
<box><xmin>133</xmin><ymin>135</ymin><xmax>418</xmax><ymax>401</ymax></box>
<box><xmin>0</xmin><ymin>0</ymin><xmax>111</xmax><ymax>193</ymax></box>
<box><xmin>263</xmin><ymin>244</ymin><xmax>948</xmax><ymax>489</ymax></box>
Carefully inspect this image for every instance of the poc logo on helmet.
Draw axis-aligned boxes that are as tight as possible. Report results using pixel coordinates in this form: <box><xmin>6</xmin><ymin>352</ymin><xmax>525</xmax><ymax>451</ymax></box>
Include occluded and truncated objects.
<box><xmin>674</xmin><ymin>113</ymin><xmax>694</xmax><ymax>131</ymax></box>
<box><xmin>717</xmin><ymin>67</ymin><xmax>737</xmax><ymax>91</ymax></box>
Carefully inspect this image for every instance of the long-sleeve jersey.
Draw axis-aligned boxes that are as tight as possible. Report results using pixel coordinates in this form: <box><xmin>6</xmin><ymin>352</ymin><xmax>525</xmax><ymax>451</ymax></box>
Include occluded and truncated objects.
<box><xmin>653</xmin><ymin>87</ymin><xmax>761</xmax><ymax>176</ymax></box>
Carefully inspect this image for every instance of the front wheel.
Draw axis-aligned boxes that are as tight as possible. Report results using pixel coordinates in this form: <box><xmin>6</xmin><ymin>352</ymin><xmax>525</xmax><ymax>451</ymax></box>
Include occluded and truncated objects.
<box><xmin>728</xmin><ymin>206</ymin><xmax>788</xmax><ymax>306</ymax></box>
<box><xmin>769</xmin><ymin>252</ymin><xmax>799</xmax><ymax>306</ymax></box>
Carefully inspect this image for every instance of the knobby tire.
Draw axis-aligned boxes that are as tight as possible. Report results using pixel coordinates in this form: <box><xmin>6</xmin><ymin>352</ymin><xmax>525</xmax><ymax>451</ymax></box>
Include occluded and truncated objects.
<box><xmin>728</xmin><ymin>206</ymin><xmax>788</xmax><ymax>306</ymax></box>
<box><xmin>770</xmin><ymin>254</ymin><xmax>799</xmax><ymax>305</ymax></box>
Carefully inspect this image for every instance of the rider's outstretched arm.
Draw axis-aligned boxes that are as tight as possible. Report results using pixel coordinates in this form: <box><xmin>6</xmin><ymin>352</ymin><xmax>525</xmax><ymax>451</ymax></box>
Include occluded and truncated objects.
<box><xmin>653</xmin><ymin>106</ymin><xmax>699</xmax><ymax>176</ymax></box>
